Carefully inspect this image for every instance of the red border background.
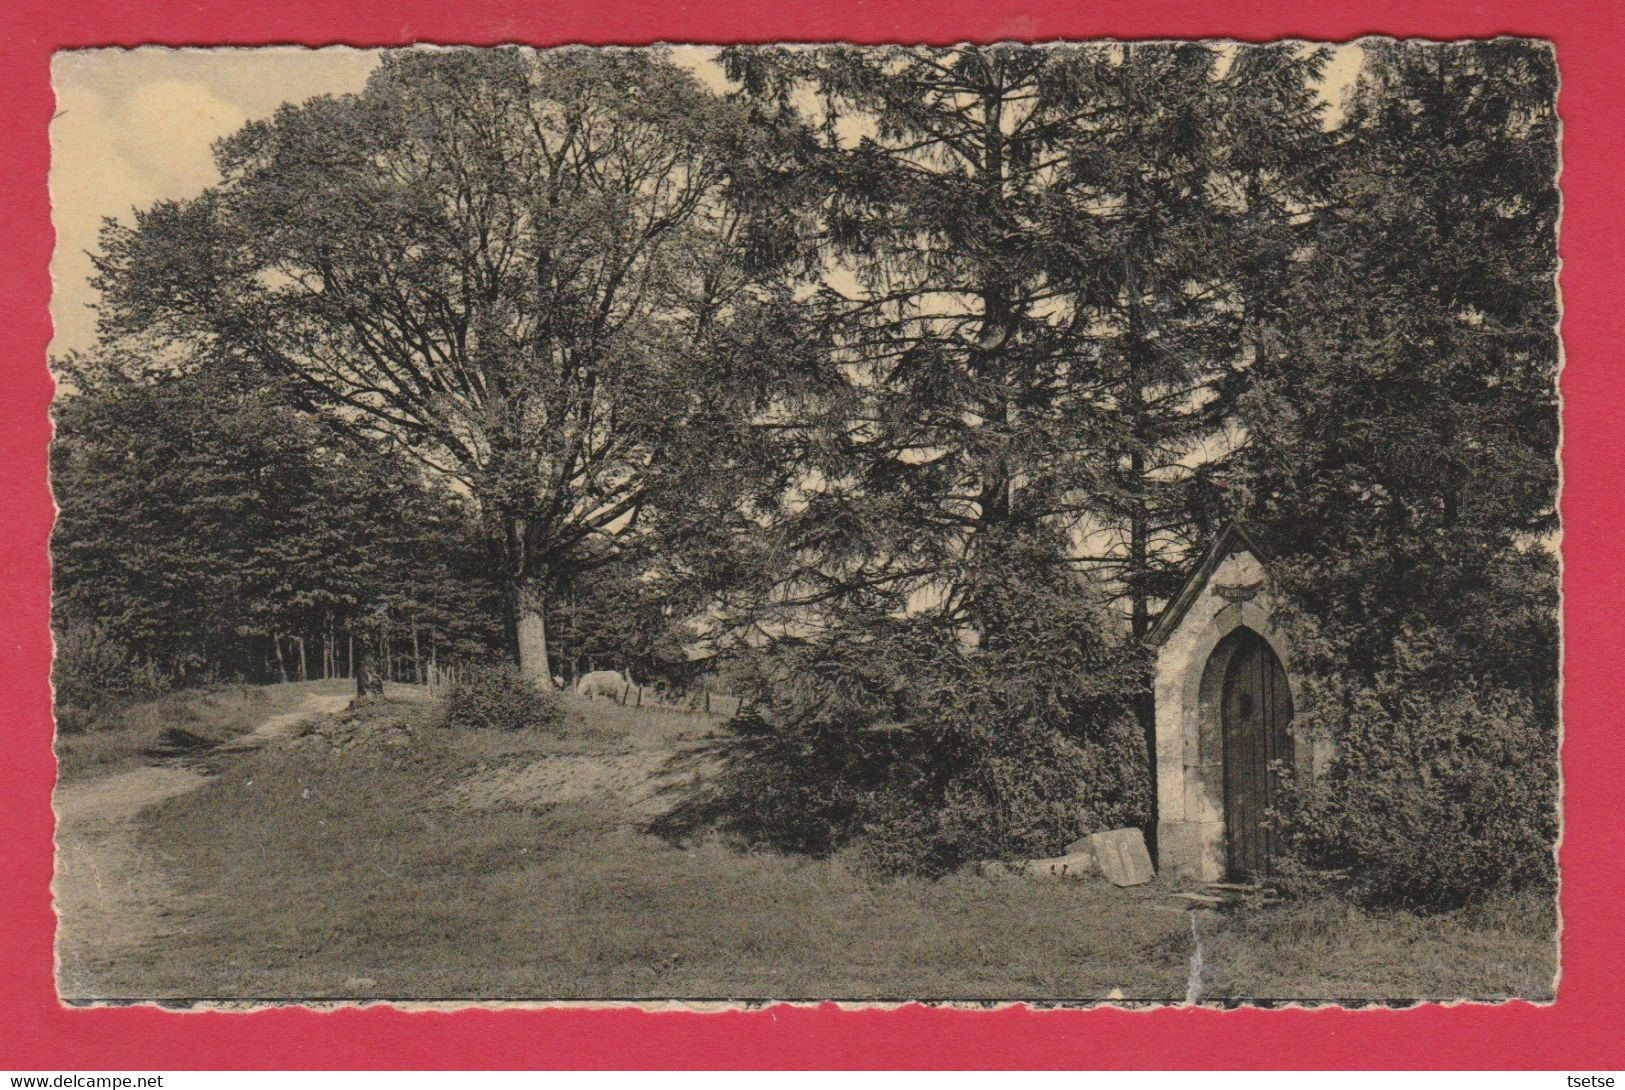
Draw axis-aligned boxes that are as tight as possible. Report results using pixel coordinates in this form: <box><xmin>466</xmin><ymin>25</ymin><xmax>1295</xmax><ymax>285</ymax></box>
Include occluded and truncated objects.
<box><xmin>3</xmin><ymin>0</ymin><xmax>1621</xmax><ymax>1070</ymax></box>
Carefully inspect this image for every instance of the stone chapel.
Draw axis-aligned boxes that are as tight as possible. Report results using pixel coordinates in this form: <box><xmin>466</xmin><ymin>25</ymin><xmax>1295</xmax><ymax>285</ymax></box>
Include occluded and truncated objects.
<box><xmin>1145</xmin><ymin>522</ymin><xmax>1330</xmax><ymax>882</ymax></box>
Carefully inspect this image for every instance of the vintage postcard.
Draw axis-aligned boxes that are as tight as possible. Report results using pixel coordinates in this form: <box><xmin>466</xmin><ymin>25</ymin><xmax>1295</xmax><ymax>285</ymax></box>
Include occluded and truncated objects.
<box><xmin>47</xmin><ymin>39</ymin><xmax>1560</xmax><ymax>1009</ymax></box>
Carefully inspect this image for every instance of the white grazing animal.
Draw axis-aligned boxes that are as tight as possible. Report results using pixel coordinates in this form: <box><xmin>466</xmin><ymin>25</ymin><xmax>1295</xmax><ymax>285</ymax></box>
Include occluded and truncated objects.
<box><xmin>575</xmin><ymin>670</ymin><xmax>629</xmax><ymax>702</ymax></box>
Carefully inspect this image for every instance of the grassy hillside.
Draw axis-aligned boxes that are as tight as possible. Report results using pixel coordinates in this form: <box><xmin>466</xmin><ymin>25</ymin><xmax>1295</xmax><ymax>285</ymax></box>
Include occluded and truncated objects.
<box><xmin>60</xmin><ymin>690</ymin><xmax>1555</xmax><ymax>1004</ymax></box>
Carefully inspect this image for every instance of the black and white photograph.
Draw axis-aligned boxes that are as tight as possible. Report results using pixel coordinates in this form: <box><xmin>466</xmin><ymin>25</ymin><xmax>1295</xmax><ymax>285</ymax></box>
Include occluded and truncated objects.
<box><xmin>48</xmin><ymin>39</ymin><xmax>1560</xmax><ymax>1007</ymax></box>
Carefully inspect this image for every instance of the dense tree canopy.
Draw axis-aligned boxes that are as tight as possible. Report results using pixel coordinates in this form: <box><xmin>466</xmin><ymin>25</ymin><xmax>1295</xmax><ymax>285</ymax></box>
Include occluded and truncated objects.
<box><xmin>1226</xmin><ymin>41</ymin><xmax>1560</xmax><ymax>906</ymax></box>
<box><xmin>91</xmin><ymin>47</ymin><xmax>816</xmax><ymax>685</ymax></box>
<box><xmin>704</xmin><ymin>43</ymin><xmax>1348</xmax><ymax>853</ymax></box>
<box><xmin>1236</xmin><ymin>39</ymin><xmax>1559</xmax><ymax>692</ymax></box>
<box><xmin>51</xmin><ymin>359</ymin><xmax>502</xmax><ymax>691</ymax></box>
<box><xmin>61</xmin><ymin>41</ymin><xmax>1561</xmax><ymax>898</ymax></box>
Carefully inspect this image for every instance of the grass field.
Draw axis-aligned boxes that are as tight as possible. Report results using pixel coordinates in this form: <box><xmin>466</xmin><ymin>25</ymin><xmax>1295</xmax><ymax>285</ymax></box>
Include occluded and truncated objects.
<box><xmin>56</xmin><ymin>684</ymin><xmax>1556</xmax><ymax>1005</ymax></box>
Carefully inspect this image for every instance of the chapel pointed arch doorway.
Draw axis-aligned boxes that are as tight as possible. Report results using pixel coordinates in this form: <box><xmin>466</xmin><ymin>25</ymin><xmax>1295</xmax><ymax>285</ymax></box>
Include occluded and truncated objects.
<box><xmin>1215</xmin><ymin>626</ymin><xmax>1294</xmax><ymax>881</ymax></box>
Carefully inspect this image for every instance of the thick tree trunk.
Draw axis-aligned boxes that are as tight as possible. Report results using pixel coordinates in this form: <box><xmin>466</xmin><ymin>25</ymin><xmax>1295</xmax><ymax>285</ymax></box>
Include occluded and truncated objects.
<box><xmin>353</xmin><ymin>636</ymin><xmax>384</xmax><ymax>699</ymax></box>
<box><xmin>515</xmin><ymin>577</ymin><xmax>551</xmax><ymax>688</ymax></box>
<box><xmin>1125</xmin><ymin>250</ymin><xmax>1159</xmax><ymax>866</ymax></box>
<box><xmin>272</xmin><ymin>634</ymin><xmax>288</xmax><ymax>684</ymax></box>
<box><xmin>1131</xmin><ymin>461</ymin><xmax>1160</xmax><ymax>864</ymax></box>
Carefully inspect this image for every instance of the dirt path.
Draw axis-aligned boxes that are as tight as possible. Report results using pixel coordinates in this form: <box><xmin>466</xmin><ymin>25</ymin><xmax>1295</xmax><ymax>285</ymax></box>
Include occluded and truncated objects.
<box><xmin>53</xmin><ymin>690</ymin><xmax>351</xmax><ymax>998</ymax></box>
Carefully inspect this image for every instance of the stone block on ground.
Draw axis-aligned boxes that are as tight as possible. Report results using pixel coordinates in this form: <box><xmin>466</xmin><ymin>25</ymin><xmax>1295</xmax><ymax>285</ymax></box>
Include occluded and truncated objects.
<box><xmin>1016</xmin><ymin>850</ymin><xmax>1097</xmax><ymax>879</ymax></box>
<box><xmin>977</xmin><ymin>850</ymin><xmax>1096</xmax><ymax>880</ymax></box>
<box><xmin>1089</xmin><ymin>827</ymin><xmax>1155</xmax><ymax>886</ymax></box>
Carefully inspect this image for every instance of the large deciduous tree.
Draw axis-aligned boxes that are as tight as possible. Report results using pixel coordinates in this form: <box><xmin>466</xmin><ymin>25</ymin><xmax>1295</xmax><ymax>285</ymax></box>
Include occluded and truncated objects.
<box><xmin>92</xmin><ymin>47</ymin><xmax>800</xmax><ymax>684</ymax></box>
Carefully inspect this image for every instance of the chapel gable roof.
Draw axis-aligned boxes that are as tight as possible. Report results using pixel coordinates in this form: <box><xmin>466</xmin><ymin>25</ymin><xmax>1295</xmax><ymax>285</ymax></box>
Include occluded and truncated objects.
<box><xmin>1145</xmin><ymin>521</ymin><xmax>1270</xmax><ymax>647</ymax></box>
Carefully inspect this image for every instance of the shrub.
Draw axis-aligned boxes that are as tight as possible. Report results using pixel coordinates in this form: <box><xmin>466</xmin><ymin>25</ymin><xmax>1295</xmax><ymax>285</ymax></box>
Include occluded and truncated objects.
<box><xmin>851</xmin><ymin>699</ymin><xmax>1150</xmax><ymax>879</ymax></box>
<box><xmin>689</xmin><ymin>562</ymin><xmax>1150</xmax><ymax>877</ymax></box>
<box><xmin>439</xmin><ymin>661</ymin><xmax>566</xmax><ymax>733</ymax></box>
<box><xmin>1277</xmin><ymin>673</ymin><xmax>1557</xmax><ymax>912</ymax></box>
<box><xmin>52</xmin><ymin>622</ymin><xmax>169</xmax><ymax>730</ymax></box>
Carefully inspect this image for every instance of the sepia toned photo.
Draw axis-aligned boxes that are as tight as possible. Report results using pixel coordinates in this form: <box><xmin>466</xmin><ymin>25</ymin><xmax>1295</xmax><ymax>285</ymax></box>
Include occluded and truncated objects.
<box><xmin>48</xmin><ymin>40</ymin><xmax>1560</xmax><ymax>1007</ymax></box>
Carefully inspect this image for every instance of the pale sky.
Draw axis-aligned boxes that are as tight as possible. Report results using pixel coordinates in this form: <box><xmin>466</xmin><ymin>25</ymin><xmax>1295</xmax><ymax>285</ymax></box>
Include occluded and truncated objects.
<box><xmin>49</xmin><ymin>44</ymin><xmax>1361</xmax><ymax>358</ymax></box>
<box><xmin>51</xmin><ymin>48</ymin><xmax>379</xmax><ymax>355</ymax></box>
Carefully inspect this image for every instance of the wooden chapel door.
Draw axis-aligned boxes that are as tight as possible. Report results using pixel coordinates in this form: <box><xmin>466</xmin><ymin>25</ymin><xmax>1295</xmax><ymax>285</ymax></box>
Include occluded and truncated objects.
<box><xmin>1221</xmin><ymin>628</ymin><xmax>1293</xmax><ymax>881</ymax></box>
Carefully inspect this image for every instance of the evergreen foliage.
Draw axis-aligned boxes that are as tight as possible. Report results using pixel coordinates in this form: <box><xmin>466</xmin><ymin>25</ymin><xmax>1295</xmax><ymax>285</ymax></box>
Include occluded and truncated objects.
<box><xmin>706</xmin><ymin>551</ymin><xmax>1151</xmax><ymax>875</ymax></box>
<box><xmin>1227</xmin><ymin>41</ymin><xmax>1560</xmax><ymax>907</ymax></box>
